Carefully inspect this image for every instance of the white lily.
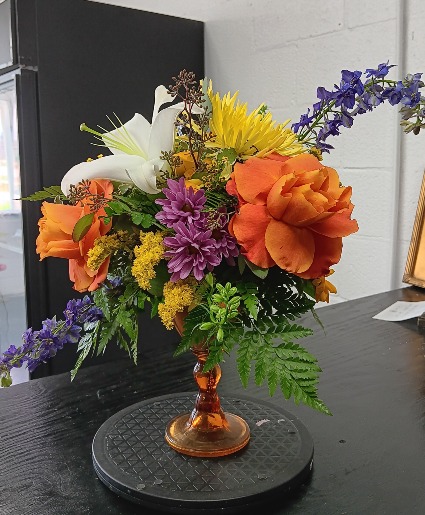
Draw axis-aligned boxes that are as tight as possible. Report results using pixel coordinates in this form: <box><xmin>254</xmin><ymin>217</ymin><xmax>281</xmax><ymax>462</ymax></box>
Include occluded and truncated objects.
<box><xmin>61</xmin><ymin>85</ymin><xmax>183</xmax><ymax>195</ymax></box>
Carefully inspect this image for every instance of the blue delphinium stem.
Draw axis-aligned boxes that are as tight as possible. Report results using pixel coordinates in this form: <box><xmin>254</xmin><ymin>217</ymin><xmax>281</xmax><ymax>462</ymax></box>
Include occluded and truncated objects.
<box><xmin>0</xmin><ymin>296</ymin><xmax>103</xmax><ymax>387</ymax></box>
<box><xmin>293</xmin><ymin>62</ymin><xmax>425</xmax><ymax>154</ymax></box>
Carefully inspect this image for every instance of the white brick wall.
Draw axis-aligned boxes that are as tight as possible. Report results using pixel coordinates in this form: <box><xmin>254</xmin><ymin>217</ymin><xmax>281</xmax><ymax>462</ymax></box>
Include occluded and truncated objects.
<box><xmin>91</xmin><ymin>0</ymin><xmax>425</xmax><ymax>303</ymax></box>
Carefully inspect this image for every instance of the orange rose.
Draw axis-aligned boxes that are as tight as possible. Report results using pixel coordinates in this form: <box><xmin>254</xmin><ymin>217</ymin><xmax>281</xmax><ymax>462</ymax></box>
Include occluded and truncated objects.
<box><xmin>36</xmin><ymin>179</ymin><xmax>113</xmax><ymax>292</ymax></box>
<box><xmin>227</xmin><ymin>154</ymin><xmax>358</xmax><ymax>279</ymax></box>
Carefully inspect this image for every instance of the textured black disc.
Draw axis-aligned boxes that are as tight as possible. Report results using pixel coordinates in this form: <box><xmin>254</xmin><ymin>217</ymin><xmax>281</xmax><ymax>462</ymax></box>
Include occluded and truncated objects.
<box><xmin>92</xmin><ymin>393</ymin><xmax>314</xmax><ymax>513</ymax></box>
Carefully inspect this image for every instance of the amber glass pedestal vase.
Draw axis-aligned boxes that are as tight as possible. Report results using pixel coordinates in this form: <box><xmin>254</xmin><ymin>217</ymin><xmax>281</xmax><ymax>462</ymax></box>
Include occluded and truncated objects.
<box><xmin>165</xmin><ymin>315</ymin><xmax>250</xmax><ymax>458</ymax></box>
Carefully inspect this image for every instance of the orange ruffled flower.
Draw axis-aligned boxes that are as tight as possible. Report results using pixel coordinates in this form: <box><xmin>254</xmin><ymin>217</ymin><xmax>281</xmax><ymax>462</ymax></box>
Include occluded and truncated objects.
<box><xmin>227</xmin><ymin>154</ymin><xmax>358</xmax><ymax>279</ymax></box>
<box><xmin>36</xmin><ymin>179</ymin><xmax>113</xmax><ymax>292</ymax></box>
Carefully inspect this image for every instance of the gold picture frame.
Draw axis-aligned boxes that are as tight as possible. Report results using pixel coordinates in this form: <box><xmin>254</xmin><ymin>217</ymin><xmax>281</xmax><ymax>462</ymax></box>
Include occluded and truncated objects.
<box><xmin>403</xmin><ymin>170</ymin><xmax>425</xmax><ymax>288</ymax></box>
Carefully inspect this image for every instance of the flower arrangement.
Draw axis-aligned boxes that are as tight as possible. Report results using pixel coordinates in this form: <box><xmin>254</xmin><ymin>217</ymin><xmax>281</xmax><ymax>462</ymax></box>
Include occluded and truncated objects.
<box><xmin>1</xmin><ymin>65</ymin><xmax>424</xmax><ymax>417</ymax></box>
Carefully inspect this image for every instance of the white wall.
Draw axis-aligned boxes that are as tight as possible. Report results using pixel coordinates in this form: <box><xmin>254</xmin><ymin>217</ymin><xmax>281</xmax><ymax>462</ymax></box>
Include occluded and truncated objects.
<box><xmin>91</xmin><ymin>0</ymin><xmax>425</xmax><ymax>303</ymax></box>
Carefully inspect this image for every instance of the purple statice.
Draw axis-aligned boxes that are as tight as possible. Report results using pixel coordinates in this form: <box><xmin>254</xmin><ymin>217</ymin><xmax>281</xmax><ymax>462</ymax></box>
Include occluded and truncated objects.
<box><xmin>291</xmin><ymin>108</ymin><xmax>314</xmax><ymax>133</ymax></box>
<box><xmin>25</xmin><ymin>318</ymin><xmax>65</xmax><ymax>372</ymax></box>
<box><xmin>104</xmin><ymin>276</ymin><xmax>123</xmax><ymax>290</ymax></box>
<box><xmin>163</xmin><ymin>221</ymin><xmax>221</xmax><ymax>281</ymax></box>
<box><xmin>0</xmin><ymin>345</ymin><xmax>23</xmax><ymax>370</ymax></box>
<box><xmin>64</xmin><ymin>295</ymin><xmax>103</xmax><ymax>325</ymax></box>
<box><xmin>332</xmin><ymin>70</ymin><xmax>364</xmax><ymax>109</ymax></box>
<box><xmin>365</xmin><ymin>61</ymin><xmax>395</xmax><ymax>79</ymax></box>
<box><xmin>292</xmin><ymin>62</ymin><xmax>425</xmax><ymax>152</ymax></box>
<box><xmin>0</xmin><ymin>296</ymin><xmax>103</xmax><ymax>381</ymax></box>
<box><xmin>155</xmin><ymin>178</ymin><xmax>207</xmax><ymax>228</ymax></box>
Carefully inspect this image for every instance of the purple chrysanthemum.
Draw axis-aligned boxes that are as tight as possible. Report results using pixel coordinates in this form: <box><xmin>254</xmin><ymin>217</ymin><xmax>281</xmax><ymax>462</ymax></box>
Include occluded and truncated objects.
<box><xmin>164</xmin><ymin>221</ymin><xmax>221</xmax><ymax>281</ymax></box>
<box><xmin>197</xmin><ymin>211</ymin><xmax>239</xmax><ymax>265</ymax></box>
<box><xmin>155</xmin><ymin>177</ymin><xmax>207</xmax><ymax>228</ymax></box>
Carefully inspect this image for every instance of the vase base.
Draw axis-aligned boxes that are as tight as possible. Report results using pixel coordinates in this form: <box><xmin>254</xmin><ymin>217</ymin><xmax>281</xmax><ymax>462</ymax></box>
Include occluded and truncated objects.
<box><xmin>165</xmin><ymin>412</ymin><xmax>250</xmax><ymax>457</ymax></box>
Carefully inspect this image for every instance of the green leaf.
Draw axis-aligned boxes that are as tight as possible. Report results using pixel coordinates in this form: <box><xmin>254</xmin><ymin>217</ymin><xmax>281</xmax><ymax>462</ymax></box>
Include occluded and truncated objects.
<box><xmin>0</xmin><ymin>371</ymin><xmax>12</xmax><ymax>387</ymax></box>
<box><xmin>217</xmin><ymin>147</ymin><xmax>238</xmax><ymax>165</ymax></box>
<box><xmin>20</xmin><ymin>185</ymin><xmax>64</xmax><ymax>202</ymax></box>
<box><xmin>93</xmin><ymin>288</ymin><xmax>111</xmax><ymax>321</ymax></box>
<box><xmin>245</xmin><ymin>259</ymin><xmax>269</xmax><ymax>279</ymax></box>
<box><xmin>72</xmin><ymin>213</ymin><xmax>94</xmax><ymax>242</ymax></box>
<box><xmin>174</xmin><ymin>305</ymin><xmax>209</xmax><ymax>356</ymax></box>
<box><xmin>311</xmin><ymin>308</ymin><xmax>325</xmax><ymax>332</ymax></box>
<box><xmin>150</xmin><ymin>297</ymin><xmax>159</xmax><ymax>318</ymax></box>
<box><xmin>118</xmin><ymin>311</ymin><xmax>138</xmax><ymax>364</ymax></box>
<box><xmin>270</xmin><ymin>341</ymin><xmax>331</xmax><ymax>415</ymax></box>
<box><xmin>242</xmin><ymin>293</ymin><xmax>259</xmax><ymax>320</ymax></box>
<box><xmin>238</xmin><ymin>255</ymin><xmax>246</xmax><ymax>275</ymax></box>
<box><xmin>202</xmin><ymin>337</ymin><xmax>224</xmax><ymax>372</ymax></box>
<box><xmin>131</xmin><ymin>212</ymin><xmax>156</xmax><ymax>228</ymax></box>
<box><xmin>136</xmin><ymin>291</ymin><xmax>147</xmax><ymax>310</ymax></box>
<box><xmin>71</xmin><ymin>342</ymin><xmax>92</xmax><ymax>381</ymax></box>
<box><xmin>236</xmin><ymin>336</ymin><xmax>255</xmax><ymax>387</ymax></box>
<box><xmin>148</xmin><ymin>261</ymin><xmax>170</xmax><ymax>297</ymax></box>
<box><xmin>205</xmin><ymin>272</ymin><xmax>214</xmax><ymax>288</ymax></box>
<box><xmin>71</xmin><ymin>324</ymin><xmax>99</xmax><ymax>380</ymax></box>
<box><xmin>199</xmin><ymin>322</ymin><xmax>215</xmax><ymax>331</ymax></box>
<box><xmin>107</xmin><ymin>200</ymin><xmax>131</xmax><ymax>214</ymax></box>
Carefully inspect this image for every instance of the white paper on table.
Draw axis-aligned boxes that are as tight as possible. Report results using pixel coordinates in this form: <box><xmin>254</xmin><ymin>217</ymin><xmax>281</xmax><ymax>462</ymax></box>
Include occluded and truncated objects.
<box><xmin>373</xmin><ymin>300</ymin><xmax>425</xmax><ymax>322</ymax></box>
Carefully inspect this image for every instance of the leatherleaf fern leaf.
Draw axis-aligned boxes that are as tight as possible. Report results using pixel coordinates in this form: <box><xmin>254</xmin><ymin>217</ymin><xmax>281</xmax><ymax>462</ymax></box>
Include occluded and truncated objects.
<box><xmin>235</xmin><ymin>323</ymin><xmax>331</xmax><ymax>415</ymax></box>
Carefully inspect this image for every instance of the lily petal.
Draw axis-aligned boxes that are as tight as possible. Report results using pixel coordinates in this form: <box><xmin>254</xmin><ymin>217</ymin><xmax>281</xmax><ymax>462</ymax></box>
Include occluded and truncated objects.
<box><xmin>126</xmin><ymin>158</ymin><xmax>161</xmax><ymax>194</ymax></box>
<box><xmin>148</xmin><ymin>103</ymin><xmax>183</xmax><ymax>162</ymax></box>
<box><xmin>152</xmin><ymin>85</ymin><xmax>175</xmax><ymax>123</ymax></box>
<box><xmin>61</xmin><ymin>154</ymin><xmax>148</xmax><ymax>195</ymax></box>
<box><xmin>148</xmin><ymin>99</ymin><xmax>203</xmax><ymax>162</ymax></box>
<box><xmin>102</xmin><ymin>113</ymin><xmax>150</xmax><ymax>157</ymax></box>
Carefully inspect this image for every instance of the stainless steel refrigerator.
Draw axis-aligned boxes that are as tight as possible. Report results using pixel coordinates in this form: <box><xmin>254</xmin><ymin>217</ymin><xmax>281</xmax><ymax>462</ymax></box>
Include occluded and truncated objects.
<box><xmin>0</xmin><ymin>0</ymin><xmax>204</xmax><ymax>379</ymax></box>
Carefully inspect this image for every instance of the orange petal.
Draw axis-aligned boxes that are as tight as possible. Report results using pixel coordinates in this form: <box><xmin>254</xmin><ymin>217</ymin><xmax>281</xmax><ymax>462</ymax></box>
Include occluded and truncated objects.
<box><xmin>69</xmin><ymin>259</ymin><xmax>93</xmax><ymax>292</ymax></box>
<box><xmin>280</xmin><ymin>192</ymin><xmax>323</xmax><ymax>226</ymax></box>
<box><xmin>281</xmin><ymin>154</ymin><xmax>322</xmax><ymax>175</ymax></box>
<box><xmin>233</xmin><ymin>158</ymin><xmax>286</xmax><ymax>205</ymax></box>
<box><xmin>310</xmin><ymin>209</ymin><xmax>359</xmax><ymax>238</ymax></box>
<box><xmin>80</xmin><ymin>217</ymin><xmax>101</xmax><ymax>256</ymax></box>
<box><xmin>42</xmin><ymin>202</ymin><xmax>83</xmax><ymax>235</ymax></box>
<box><xmin>266</xmin><ymin>153</ymin><xmax>291</xmax><ymax>163</ymax></box>
<box><xmin>231</xmin><ymin>204</ymin><xmax>275</xmax><ymax>268</ymax></box>
<box><xmin>265</xmin><ymin>220</ymin><xmax>314</xmax><ymax>274</ymax></box>
<box><xmin>226</xmin><ymin>173</ymin><xmax>246</xmax><ymax>206</ymax></box>
<box><xmin>40</xmin><ymin>240</ymin><xmax>81</xmax><ymax>260</ymax></box>
<box><xmin>321</xmin><ymin>167</ymin><xmax>341</xmax><ymax>195</ymax></box>
<box><xmin>266</xmin><ymin>174</ymin><xmax>296</xmax><ymax>220</ymax></box>
<box><xmin>88</xmin><ymin>257</ymin><xmax>110</xmax><ymax>291</ymax></box>
<box><xmin>297</xmin><ymin>234</ymin><xmax>343</xmax><ymax>279</ymax></box>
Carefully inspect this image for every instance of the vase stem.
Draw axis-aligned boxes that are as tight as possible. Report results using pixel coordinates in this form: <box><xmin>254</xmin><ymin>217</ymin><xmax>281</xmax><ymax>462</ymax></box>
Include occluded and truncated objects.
<box><xmin>165</xmin><ymin>345</ymin><xmax>250</xmax><ymax>457</ymax></box>
<box><xmin>188</xmin><ymin>347</ymin><xmax>227</xmax><ymax>431</ymax></box>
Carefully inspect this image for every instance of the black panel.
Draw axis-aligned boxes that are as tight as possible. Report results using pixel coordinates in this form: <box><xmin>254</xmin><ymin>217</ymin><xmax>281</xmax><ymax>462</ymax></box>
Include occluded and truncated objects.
<box><xmin>13</xmin><ymin>0</ymin><xmax>204</xmax><ymax>377</ymax></box>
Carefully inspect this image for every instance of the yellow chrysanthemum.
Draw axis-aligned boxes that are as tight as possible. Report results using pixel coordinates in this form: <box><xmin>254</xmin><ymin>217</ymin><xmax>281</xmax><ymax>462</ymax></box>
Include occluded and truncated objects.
<box><xmin>158</xmin><ymin>280</ymin><xmax>196</xmax><ymax>330</ymax></box>
<box><xmin>87</xmin><ymin>231</ymin><xmax>132</xmax><ymax>271</ymax></box>
<box><xmin>207</xmin><ymin>85</ymin><xmax>303</xmax><ymax>159</ymax></box>
<box><xmin>312</xmin><ymin>270</ymin><xmax>337</xmax><ymax>303</ymax></box>
<box><xmin>131</xmin><ymin>232</ymin><xmax>165</xmax><ymax>290</ymax></box>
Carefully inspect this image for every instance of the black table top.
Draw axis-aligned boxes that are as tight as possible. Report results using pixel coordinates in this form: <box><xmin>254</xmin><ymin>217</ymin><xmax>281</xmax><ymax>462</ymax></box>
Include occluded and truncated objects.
<box><xmin>1</xmin><ymin>287</ymin><xmax>425</xmax><ymax>515</ymax></box>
